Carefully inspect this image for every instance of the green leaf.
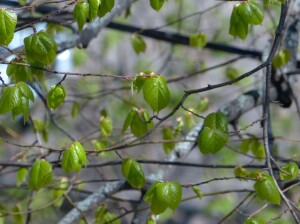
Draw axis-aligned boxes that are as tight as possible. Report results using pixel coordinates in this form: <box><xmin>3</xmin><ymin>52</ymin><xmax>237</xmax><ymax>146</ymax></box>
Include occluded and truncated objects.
<box><xmin>24</xmin><ymin>31</ymin><xmax>57</xmax><ymax>65</ymax></box>
<box><xmin>241</xmin><ymin>138</ymin><xmax>265</xmax><ymax>160</ymax></box>
<box><xmin>122</xmin><ymin>109</ymin><xmax>135</xmax><ymax>133</ymax></box>
<box><xmin>18</xmin><ymin>0</ymin><xmax>27</xmax><ymax>6</ymax></box>
<box><xmin>147</xmin><ymin>215</ymin><xmax>157</xmax><ymax>224</ymax></box>
<box><xmin>16</xmin><ymin>168</ymin><xmax>28</xmax><ymax>187</ymax></box>
<box><xmin>130</xmin><ymin>109</ymin><xmax>153</xmax><ymax>138</ymax></box>
<box><xmin>156</xmin><ymin>181</ymin><xmax>182</xmax><ymax>211</ymax></box>
<box><xmin>280</xmin><ymin>162</ymin><xmax>299</xmax><ymax>181</ymax></box>
<box><xmin>245</xmin><ymin>217</ymin><xmax>266</xmax><ymax>224</ymax></box>
<box><xmin>234</xmin><ymin>166</ymin><xmax>249</xmax><ymax>179</ymax></box>
<box><xmin>150</xmin><ymin>190</ymin><xmax>168</xmax><ymax>214</ymax></box>
<box><xmin>47</xmin><ymin>85</ymin><xmax>66</xmax><ymax>110</ymax></box>
<box><xmin>254</xmin><ymin>173</ymin><xmax>281</xmax><ymax>205</ymax></box>
<box><xmin>74</xmin><ymin>2</ymin><xmax>89</xmax><ymax>31</ymax></box>
<box><xmin>98</xmin><ymin>0</ymin><xmax>115</xmax><ymax>18</ymax></box>
<box><xmin>198</xmin><ymin>127</ymin><xmax>228</xmax><ymax>154</ymax></box>
<box><xmin>144</xmin><ymin>180</ymin><xmax>162</xmax><ymax>204</ymax></box>
<box><xmin>229</xmin><ymin>5</ymin><xmax>249</xmax><ymax>40</ymax></box>
<box><xmin>71</xmin><ymin>102</ymin><xmax>80</xmax><ymax>118</ymax></box>
<box><xmin>28</xmin><ymin>159</ymin><xmax>53</xmax><ymax>191</ymax></box>
<box><xmin>62</xmin><ymin>141</ymin><xmax>87</xmax><ymax>173</ymax></box>
<box><xmin>12</xmin><ymin>96</ymin><xmax>29</xmax><ymax>121</ymax></box>
<box><xmin>89</xmin><ymin>0</ymin><xmax>100</xmax><ymax>21</ymax></box>
<box><xmin>52</xmin><ymin>177</ymin><xmax>68</xmax><ymax>207</ymax></box>
<box><xmin>121</xmin><ymin>158</ymin><xmax>146</xmax><ymax>189</ymax></box>
<box><xmin>99</xmin><ymin>115</ymin><xmax>112</xmax><ymax>138</ymax></box>
<box><xmin>196</xmin><ymin>97</ymin><xmax>209</xmax><ymax>113</ymax></box>
<box><xmin>150</xmin><ymin>0</ymin><xmax>165</xmax><ymax>12</ymax></box>
<box><xmin>12</xmin><ymin>205</ymin><xmax>24</xmax><ymax>224</ymax></box>
<box><xmin>0</xmin><ymin>9</ymin><xmax>17</xmax><ymax>46</ymax></box>
<box><xmin>131</xmin><ymin>75</ymin><xmax>147</xmax><ymax>94</ymax></box>
<box><xmin>192</xmin><ymin>186</ymin><xmax>203</xmax><ymax>199</ymax></box>
<box><xmin>131</xmin><ymin>34</ymin><xmax>147</xmax><ymax>54</ymax></box>
<box><xmin>0</xmin><ymin>86</ymin><xmax>21</xmax><ymax>114</ymax></box>
<box><xmin>204</xmin><ymin>112</ymin><xmax>228</xmax><ymax>132</ymax></box>
<box><xmin>238</xmin><ymin>0</ymin><xmax>264</xmax><ymax>25</ymax></box>
<box><xmin>143</xmin><ymin>75</ymin><xmax>170</xmax><ymax>112</ymax></box>
<box><xmin>226</xmin><ymin>67</ymin><xmax>239</xmax><ymax>80</ymax></box>
<box><xmin>17</xmin><ymin>82</ymin><xmax>34</xmax><ymax>101</ymax></box>
<box><xmin>7</xmin><ymin>57</ymin><xmax>33</xmax><ymax>82</ymax></box>
<box><xmin>272</xmin><ymin>49</ymin><xmax>291</xmax><ymax>69</ymax></box>
<box><xmin>162</xmin><ymin>126</ymin><xmax>175</xmax><ymax>155</ymax></box>
<box><xmin>189</xmin><ymin>33</ymin><xmax>207</xmax><ymax>48</ymax></box>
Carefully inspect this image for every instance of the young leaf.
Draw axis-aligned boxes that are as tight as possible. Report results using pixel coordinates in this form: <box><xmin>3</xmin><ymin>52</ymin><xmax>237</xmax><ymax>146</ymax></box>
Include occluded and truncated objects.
<box><xmin>99</xmin><ymin>115</ymin><xmax>112</xmax><ymax>138</ymax></box>
<box><xmin>17</xmin><ymin>82</ymin><xmax>34</xmax><ymax>102</ymax></box>
<box><xmin>280</xmin><ymin>162</ymin><xmax>299</xmax><ymax>181</ymax></box>
<box><xmin>28</xmin><ymin>159</ymin><xmax>53</xmax><ymax>191</ymax></box>
<box><xmin>189</xmin><ymin>33</ymin><xmax>207</xmax><ymax>49</ymax></box>
<box><xmin>7</xmin><ymin>57</ymin><xmax>33</xmax><ymax>82</ymax></box>
<box><xmin>204</xmin><ymin>112</ymin><xmax>228</xmax><ymax>132</ymax></box>
<box><xmin>0</xmin><ymin>9</ymin><xmax>17</xmax><ymax>46</ymax></box>
<box><xmin>198</xmin><ymin>127</ymin><xmax>228</xmax><ymax>154</ymax></box>
<box><xmin>121</xmin><ymin>158</ymin><xmax>146</xmax><ymax>189</ymax></box>
<box><xmin>150</xmin><ymin>190</ymin><xmax>168</xmax><ymax>215</ymax></box>
<box><xmin>272</xmin><ymin>49</ymin><xmax>291</xmax><ymax>69</ymax></box>
<box><xmin>234</xmin><ymin>166</ymin><xmax>249</xmax><ymax>179</ymax></box>
<box><xmin>62</xmin><ymin>141</ymin><xmax>87</xmax><ymax>173</ymax></box>
<box><xmin>229</xmin><ymin>5</ymin><xmax>249</xmax><ymax>40</ymax></box>
<box><xmin>131</xmin><ymin>75</ymin><xmax>147</xmax><ymax>94</ymax></box>
<box><xmin>162</xmin><ymin>126</ymin><xmax>175</xmax><ymax>155</ymax></box>
<box><xmin>131</xmin><ymin>34</ymin><xmax>147</xmax><ymax>54</ymax></box>
<box><xmin>143</xmin><ymin>75</ymin><xmax>170</xmax><ymax>112</ymax></box>
<box><xmin>71</xmin><ymin>102</ymin><xmax>80</xmax><ymax>118</ymax></box>
<box><xmin>95</xmin><ymin>205</ymin><xmax>120</xmax><ymax>224</ymax></box>
<box><xmin>47</xmin><ymin>85</ymin><xmax>66</xmax><ymax>110</ymax></box>
<box><xmin>226</xmin><ymin>67</ymin><xmax>239</xmax><ymax>80</ymax></box>
<box><xmin>0</xmin><ymin>86</ymin><xmax>21</xmax><ymax>114</ymax></box>
<box><xmin>24</xmin><ymin>31</ymin><xmax>58</xmax><ymax>65</ymax></box>
<box><xmin>156</xmin><ymin>181</ymin><xmax>182</xmax><ymax>211</ymax></box>
<box><xmin>122</xmin><ymin>109</ymin><xmax>135</xmax><ymax>133</ymax></box>
<box><xmin>144</xmin><ymin>181</ymin><xmax>162</xmax><ymax>203</ymax></box>
<box><xmin>89</xmin><ymin>0</ymin><xmax>100</xmax><ymax>21</ymax></box>
<box><xmin>238</xmin><ymin>0</ymin><xmax>264</xmax><ymax>25</ymax></box>
<box><xmin>12</xmin><ymin>96</ymin><xmax>30</xmax><ymax>121</ymax></box>
<box><xmin>74</xmin><ymin>1</ymin><xmax>89</xmax><ymax>31</ymax></box>
<box><xmin>52</xmin><ymin>177</ymin><xmax>68</xmax><ymax>207</ymax></box>
<box><xmin>192</xmin><ymin>186</ymin><xmax>203</xmax><ymax>199</ymax></box>
<box><xmin>147</xmin><ymin>215</ymin><xmax>157</xmax><ymax>224</ymax></box>
<box><xmin>16</xmin><ymin>168</ymin><xmax>28</xmax><ymax>187</ymax></box>
<box><xmin>245</xmin><ymin>217</ymin><xmax>266</xmax><ymax>224</ymax></box>
<box><xmin>150</xmin><ymin>0</ymin><xmax>165</xmax><ymax>12</ymax></box>
<box><xmin>254</xmin><ymin>173</ymin><xmax>281</xmax><ymax>205</ymax></box>
<box><xmin>12</xmin><ymin>205</ymin><xmax>24</xmax><ymax>224</ymax></box>
<box><xmin>130</xmin><ymin>109</ymin><xmax>153</xmax><ymax>138</ymax></box>
<box><xmin>98</xmin><ymin>0</ymin><xmax>115</xmax><ymax>18</ymax></box>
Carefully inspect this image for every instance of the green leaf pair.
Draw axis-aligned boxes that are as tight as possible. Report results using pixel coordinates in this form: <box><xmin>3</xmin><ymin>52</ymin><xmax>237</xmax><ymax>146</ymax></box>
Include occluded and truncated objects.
<box><xmin>254</xmin><ymin>173</ymin><xmax>281</xmax><ymax>205</ymax></box>
<box><xmin>0</xmin><ymin>9</ymin><xmax>17</xmax><ymax>46</ymax></box>
<box><xmin>198</xmin><ymin>112</ymin><xmax>228</xmax><ymax>154</ymax></box>
<box><xmin>122</xmin><ymin>107</ymin><xmax>153</xmax><ymax>138</ymax></box>
<box><xmin>229</xmin><ymin>0</ymin><xmax>264</xmax><ymax>40</ymax></box>
<box><xmin>61</xmin><ymin>141</ymin><xmax>87</xmax><ymax>174</ymax></box>
<box><xmin>144</xmin><ymin>180</ymin><xmax>182</xmax><ymax>215</ymax></box>
<box><xmin>240</xmin><ymin>138</ymin><xmax>265</xmax><ymax>161</ymax></box>
<box><xmin>29</xmin><ymin>159</ymin><xmax>53</xmax><ymax>191</ymax></box>
<box><xmin>0</xmin><ymin>82</ymin><xmax>34</xmax><ymax>121</ymax></box>
<box><xmin>121</xmin><ymin>158</ymin><xmax>145</xmax><ymax>189</ymax></box>
<box><xmin>132</xmin><ymin>73</ymin><xmax>171</xmax><ymax>113</ymax></box>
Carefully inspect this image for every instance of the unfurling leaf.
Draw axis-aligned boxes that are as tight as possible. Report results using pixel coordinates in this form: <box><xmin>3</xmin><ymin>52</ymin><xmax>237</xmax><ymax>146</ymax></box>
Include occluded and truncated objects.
<box><xmin>192</xmin><ymin>186</ymin><xmax>203</xmax><ymax>199</ymax></box>
<box><xmin>29</xmin><ymin>159</ymin><xmax>53</xmax><ymax>191</ymax></box>
<box><xmin>121</xmin><ymin>158</ymin><xmax>146</xmax><ymax>189</ymax></box>
<box><xmin>47</xmin><ymin>85</ymin><xmax>66</xmax><ymax>110</ymax></box>
<box><xmin>24</xmin><ymin>31</ymin><xmax>57</xmax><ymax>65</ymax></box>
<box><xmin>0</xmin><ymin>9</ymin><xmax>17</xmax><ymax>46</ymax></box>
<box><xmin>74</xmin><ymin>2</ymin><xmax>89</xmax><ymax>31</ymax></box>
<box><xmin>62</xmin><ymin>141</ymin><xmax>87</xmax><ymax>173</ymax></box>
<box><xmin>99</xmin><ymin>115</ymin><xmax>112</xmax><ymax>138</ymax></box>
